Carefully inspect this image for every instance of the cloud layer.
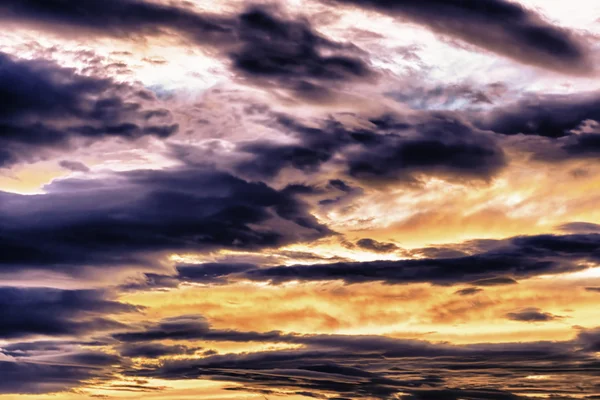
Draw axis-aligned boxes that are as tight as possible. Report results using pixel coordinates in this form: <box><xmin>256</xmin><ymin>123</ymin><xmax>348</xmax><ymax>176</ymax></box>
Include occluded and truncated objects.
<box><xmin>1</xmin><ymin>0</ymin><xmax>599</xmax><ymax>399</ymax></box>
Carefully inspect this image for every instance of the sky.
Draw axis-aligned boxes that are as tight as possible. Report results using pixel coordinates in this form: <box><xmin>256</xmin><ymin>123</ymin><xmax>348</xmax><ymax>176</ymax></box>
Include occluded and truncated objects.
<box><xmin>0</xmin><ymin>0</ymin><xmax>600</xmax><ymax>399</ymax></box>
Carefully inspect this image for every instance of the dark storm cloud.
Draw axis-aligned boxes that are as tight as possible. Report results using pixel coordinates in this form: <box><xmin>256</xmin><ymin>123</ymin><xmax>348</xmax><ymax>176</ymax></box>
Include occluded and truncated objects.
<box><xmin>0</xmin><ymin>287</ymin><xmax>138</xmax><ymax>339</ymax></box>
<box><xmin>346</xmin><ymin>113</ymin><xmax>506</xmax><ymax>185</ymax></box>
<box><xmin>505</xmin><ymin>307</ymin><xmax>562</xmax><ymax>322</ymax></box>
<box><xmin>474</xmin><ymin>92</ymin><xmax>600</xmax><ymax>138</ymax></box>
<box><xmin>0</xmin><ymin>2</ymin><xmax>372</xmax><ymax>91</ymax></box>
<box><xmin>0</xmin><ymin>167</ymin><xmax>330</xmax><ymax>273</ymax></box>
<box><xmin>178</xmin><ymin>233</ymin><xmax>600</xmax><ymax>286</ymax></box>
<box><xmin>0</xmin><ymin>52</ymin><xmax>177</xmax><ymax>168</ymax></box>
<box><xmin>235</xmin><ymin>112</ymin><xmax>505</xmax><ymax>186</ymax></box>
<box><xmin>345</xmin><ymin>116</ymin><xmax>505</xmax><ymax>185</ymax></box>
<box><xmin>120</xmin><ymin>320</ymin><xmax>600</xmax><ymax>399</ymax></box>
<box><xmin>327</xmin><ymin>0</ymin><xmax>592</xmax><ymax>75</ymax></box>
<box><xmin>231</xmin><ymin>8</ymin><xmax>372</xmax><ymax>90</ymax></box>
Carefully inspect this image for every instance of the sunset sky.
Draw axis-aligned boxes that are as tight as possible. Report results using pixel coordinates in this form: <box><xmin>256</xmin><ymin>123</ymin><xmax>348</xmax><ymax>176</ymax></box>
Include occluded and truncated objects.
<box><xmin>1</xmin><ymin>0</ymin><xmax>600</xmax><ymax>399</ymax></box>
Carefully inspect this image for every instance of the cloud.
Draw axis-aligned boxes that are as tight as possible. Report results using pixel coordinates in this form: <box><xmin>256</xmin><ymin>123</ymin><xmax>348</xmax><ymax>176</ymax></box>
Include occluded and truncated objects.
<box><xmin>119</xmin><ymin>273</ymin><xmax>182</xmax><ymax>292</ymax></box>
<box><xmin>577</xmin><ymin>327</ymin><xmax>600</xmax><ymax>352</ymax></box>
<box><xmin>231</xmin><ymin>8</ymin><xmax>372</xmax><ymax>88</ymax></box>
<box><xmin>470</xmin><ymin>277</ymin><xmax>518</xmax><ymax>287</ymax></box>
<box><xmin>455</xmin><ymin>288</ymin><xmax>483</xmax><ymax>296</ymax></box>
<box><xmin>0</xmin><ymin>287</ymin><xmax>138</xmax><ymax>339</ymax></box>
<box><xmin>171</xmin><ymin>233</ymin><xmax>600</xmax><ymax>286</ymax></box>
<box><xmin>0</xmin><ymin>2</ymin><xmax>372</xmax><ymax>93</ymax></box>
<box><xmin>411</xmin><ymin>247</ymin><xmax>470</xmax><ymax>259</ymax></box>
<box><xmin>0</xmin><ymin>52</ymin><xmax>177</xmax><ymax>168</ymax></box>
<box><xmin>505</xmin><ymin>307</ymin><xmax>562</xmax><ymax>322</ymax></box>
<box><xmin>113</xmin><ymin>315</ymin><xmax>288</xmax><ymax>343</ymax></box>
<box><xmin>234</xmin><ymin>112</ymin><xmax>505</xmax><ymax>186</ymax></box>
<box><xmin>344</xmin><ymin>117</ymin><xmax>505</xmax><ymax>185</ymax></box>
<box><xmin>327</xmin><ymin>0</ymin><xmax>593</xmax><ymax>75</ymax></box>
<box><xmin>0</xmin><ymin>166</ymin><xmax>331</xmax><ymax>273</ymax></box>
<box><xmin>58</xmin><ymin>160</ymin><xmax>90</xmax><ymax>173</ymax></box>
<box><xmin>355</xmin><ymin>238</ymin><xmax>400</xmax><ymax>253</ymax></box>
<box><xmin>386</xmin><ymin>82</ymin><xmax>509</xmax><ymax>111</ymax></box>
<box><xmin>0</xmin><ymin>359</ymin><xmax>113</xmax><ymax>394</ymax></box>
<box><xmin>529</xmin><ymin>129</ymin><xmax>600</xmax><ymax>163</ymax></box>
<box><xmin>473</xmin><ymin>92</ymin><xmax>600</xmax><ymax>138</ymax></box>
<box><xmin>558</xmin><ymin>222</ymin><xmax>600</xmax><ymax>234</ymax></box>
<box><xmin>0</xmin><ymin>341</ymin><xmax>119</xmax><ymax>395</ymax></box>
<box><xmin>116</xmin><ymin>317</ymin><xmax>600</xmax><ymax>399</ymax></box>
<box><xmin>176</xmin><ymin>263</ymin><xmax>257</xmax><ymax>285</ymax></box>
<box><xmin>0</xmin><ymin>0</ymin><xmax>234</xmax><ymax>44</ymax></box>
<box><xmin>6</xmin><ymin>0</ymin><xmax>591</xmax><ymax>79</ymax></box>
<box><xmin>342</xmin><ymin>113</ymin><xmax>506</xmax><ymax>185</ymax></box>
<box><xmin>118</xmin><ymin>343</ymin><xmax>199</xmax><ymax>358</ymax></box>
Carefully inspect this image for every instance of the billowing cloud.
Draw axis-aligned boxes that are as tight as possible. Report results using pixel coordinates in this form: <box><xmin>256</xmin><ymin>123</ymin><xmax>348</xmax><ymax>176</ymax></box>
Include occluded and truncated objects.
<box><xmin>0</xmin><ymin>167</ymin><xmax>330</xmax><ymax>273</ymax></box>
<box><xmin>0</xmin><ymin>52</ymin><xmax>177</xmax><ymax>168</ymax></box>
<box><xmin>232</xmin><ymin>8</ymin><xmax>372</xmax><ymax>88</ymax></box>
<box><xmin>234</xmin><ymin>112</ymin><xmax>506</xmax><ymax>186</ymax></box>
<box><xmin>0</xmin><ymin>2</ymin><xmax>372</xmax><ymax>93</ymax></box>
